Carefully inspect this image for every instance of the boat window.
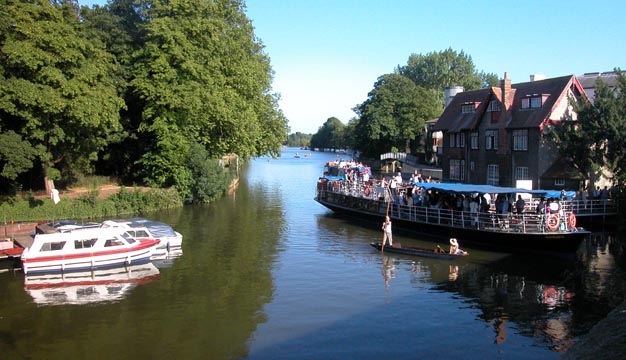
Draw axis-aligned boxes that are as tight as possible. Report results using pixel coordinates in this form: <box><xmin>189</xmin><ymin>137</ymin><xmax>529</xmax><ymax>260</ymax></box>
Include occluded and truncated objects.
<box><xmin>135</xmin><ymin>230</ymin><xmax>150</xmax><ymax>238</ymax></box>
<box><xmin>40</xmin><ymin>241</ymin><xmax>66</xmax><ymax>251</ymax></box>
<box><xmin>104</xmin><ymin>238</ymin><xmax>124</xmax><ymax>247</ymax></box>
<box><xmin>74</xmin><ymin>238</ymin><xmax>97</xmax><ymax>249</ymax></box>
<box><xmin>121</xmin><ymin>232</ymin><xmax>136</xmax><ymax>244</ymax></box>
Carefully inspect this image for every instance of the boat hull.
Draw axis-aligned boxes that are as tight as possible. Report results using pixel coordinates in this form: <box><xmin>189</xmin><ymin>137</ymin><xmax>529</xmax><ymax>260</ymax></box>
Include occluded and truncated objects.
<box><xmin>21</xmin><ymin>240</ymin><xmax>159</xmax><ymax>275</ymax></box>
<box><xmin>316</xmin><ymin>194</ymin><xmax>589</xmax><ymax>254</ymax></box>
<box><xmin>370</xmin><ymin>242</ymin><xmax>464</xmax><ymax>260</ymax></box>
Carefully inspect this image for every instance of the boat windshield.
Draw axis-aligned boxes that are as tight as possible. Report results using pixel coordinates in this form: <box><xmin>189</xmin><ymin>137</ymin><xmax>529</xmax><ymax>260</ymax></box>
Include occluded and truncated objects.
<box><xmin>121</xmin><ymin>232</ymin><xmax>137</xmax><ymax>244</ymax></box>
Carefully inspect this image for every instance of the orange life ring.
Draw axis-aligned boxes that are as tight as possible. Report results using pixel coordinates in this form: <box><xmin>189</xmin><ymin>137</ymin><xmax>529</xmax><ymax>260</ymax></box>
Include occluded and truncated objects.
<box><xmin>567</xmin><ymin>212</ymin><xmax>577</xmax><ymax>228</ymax></box>
<box><xmin>546</xmin><ymin>214</ymin><xmax>559</xmax><ymax>231</ymax></box>
<box><xmin>364</xmin><ymin>186</ymin><xmax>371</xmax><ymax>196</ymax></box>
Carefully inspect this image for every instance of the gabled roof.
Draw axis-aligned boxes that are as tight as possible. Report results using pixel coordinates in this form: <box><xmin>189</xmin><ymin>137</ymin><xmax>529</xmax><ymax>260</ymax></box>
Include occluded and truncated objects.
<box><xmin>434</xmin><ymin>75</ymin><xmax>582</xmax><ymax>132</ymax></box>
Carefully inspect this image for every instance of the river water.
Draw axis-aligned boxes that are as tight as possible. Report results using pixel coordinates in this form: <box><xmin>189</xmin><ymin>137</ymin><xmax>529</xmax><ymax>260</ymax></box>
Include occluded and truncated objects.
<box><xmin>0</xmin><ymin>147</ymin><xmax>624</xmax><ymax>359</ymax></box>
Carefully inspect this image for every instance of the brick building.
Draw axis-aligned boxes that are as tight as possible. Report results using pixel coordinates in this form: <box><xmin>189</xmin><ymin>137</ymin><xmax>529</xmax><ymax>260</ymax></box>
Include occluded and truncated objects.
<box><xmin>432</xmin><ymin>73</ymin><xmax>586</xmax><ymax>190</ymax></box>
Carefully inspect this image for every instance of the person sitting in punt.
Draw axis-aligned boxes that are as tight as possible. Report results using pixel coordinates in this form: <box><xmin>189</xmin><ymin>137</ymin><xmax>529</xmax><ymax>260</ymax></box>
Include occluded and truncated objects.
<box><xmin>449</xmin><ymin>238</ymin><xmax>468</xmax><ymax>255</ymax></box>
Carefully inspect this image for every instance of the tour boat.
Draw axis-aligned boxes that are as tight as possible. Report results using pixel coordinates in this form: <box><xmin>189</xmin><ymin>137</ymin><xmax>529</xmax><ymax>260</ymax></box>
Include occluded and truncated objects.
<box><xmin>101</xmin><ymin>218</ymin><xmax>183</xmax><ymax>259</ymax></box>
<box><xmin>315</xmin><ymin>164</ymin><xmax>590</xmax><ymax>254</ymax></box>
<box><xmin>24</xmin><ymin>263</ymin><xmax>160</xmax><ymax>306</ymax></box>
<box><xmin>21</xmin><ymin>226</ymin><xmax>161</xmax><ymax>275</ymax></box>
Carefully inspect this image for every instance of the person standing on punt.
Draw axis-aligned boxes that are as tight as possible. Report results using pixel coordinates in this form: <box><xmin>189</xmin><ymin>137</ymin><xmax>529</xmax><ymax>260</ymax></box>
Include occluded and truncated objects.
<box><xmin>382</xmin><ymin>216</ymin><xmax>393</xmax><ymax>248</ymax></box>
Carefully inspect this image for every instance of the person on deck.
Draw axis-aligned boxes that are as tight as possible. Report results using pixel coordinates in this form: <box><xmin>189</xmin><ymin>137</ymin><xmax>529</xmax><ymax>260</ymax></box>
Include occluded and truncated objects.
<box><xmin>382</xmin><ymin>216</ymin><xmax>393</xmax><ymax>248</ymax></box>
<box><xmin>515</xmin><ymin>195</ymin><xmax>526</xmax><ymax>214</ymax></box>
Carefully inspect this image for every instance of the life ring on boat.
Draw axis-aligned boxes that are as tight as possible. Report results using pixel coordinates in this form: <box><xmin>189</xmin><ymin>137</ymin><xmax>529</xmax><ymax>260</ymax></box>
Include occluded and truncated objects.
<box><xmin>364</xmin><ymin>186</ymin><xmax>371</xmax><ymax>196</ymax></box>
<box><xmin>567</xmin><ymin>212</ymin><xmax>577</xmax><ymax>228</ymax></box>
<box><xmin>546</xmin><ymin>214</ymin><xmax>560</xmax><ymax>231</ymax></box>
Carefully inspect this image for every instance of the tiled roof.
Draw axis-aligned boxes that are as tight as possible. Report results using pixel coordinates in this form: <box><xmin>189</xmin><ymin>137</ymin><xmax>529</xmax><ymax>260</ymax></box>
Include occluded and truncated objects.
<box><xmin>434</xmin><ymin>75</ymin><xmax>578</xmax><ymax>132</ymax></box>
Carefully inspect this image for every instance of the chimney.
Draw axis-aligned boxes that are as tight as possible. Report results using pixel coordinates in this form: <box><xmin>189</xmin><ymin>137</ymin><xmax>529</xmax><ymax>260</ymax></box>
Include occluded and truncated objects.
<box><xmin>530</xmin><ymin>74</ymin><xmax>546</xmax><ymax>82</ymax></box>
<box><xmin>444</xmin><ymin>86</ymin><xmax>464</xmax><ymax>108</ymax></box>
<box><xmin>501</xmin><ymin>72</ymin><xmax>512</xmax><ymax>108</ymax></box>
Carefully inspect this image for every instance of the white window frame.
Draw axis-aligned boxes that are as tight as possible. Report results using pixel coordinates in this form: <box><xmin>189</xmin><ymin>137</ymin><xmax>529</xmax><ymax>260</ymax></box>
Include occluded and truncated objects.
<box><xmin>487</xmin><ymin>164</ymin><xmax>499</xmax><ymax>186</ymax></box>
<box><xmin>513</xmin><ymin>129</ymin><xmax>528</xmax><ymax>151</ymax></box>
<box><xmin>521</xmin><ymin>98</ymin><xmax>530</xmax><ymax>109</ymax></box>
<box><xmin>485</xmin><ymin>130</ymin><xmax>498</xmax><ymax>150</ymax></box>
<box><xmin>449</xmin><ymin>159</ymin><xmax>465</xmax><ymax>181</ymax></box>
<box><xmin>488</xmin><ymin>99</ymin><xmax>501</xmax><ymax>112</ymax></box>
<box><xmin>531</xmin><ymin>96</ymin><xmax>542</xmax><ymax>108</ymax></box>
<box><xmin>515</xmin><ymin>166</ymin><xmax>529</xmax><ymax>180</ymax></box>
<box><xmin>470</xmin><ymin>132</ymin><xmax>478</xmax><ymax>149</ymax></box>
<box><xmin>554</xmin><ymin>178</ymin><xmax>565</xmax><ymax>186</ymax></box>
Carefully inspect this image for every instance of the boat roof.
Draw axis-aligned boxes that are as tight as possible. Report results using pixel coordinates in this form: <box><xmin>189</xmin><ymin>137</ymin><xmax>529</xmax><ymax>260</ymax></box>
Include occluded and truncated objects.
<box><xmin>411</xmin><ymin>182</ymin><xmax>576</xmax><ymax>198</ymax></box>
<box><xmin>109</xmin><ymin>218</ymin><xmax>179</xmax><ymax>237</ymax></box>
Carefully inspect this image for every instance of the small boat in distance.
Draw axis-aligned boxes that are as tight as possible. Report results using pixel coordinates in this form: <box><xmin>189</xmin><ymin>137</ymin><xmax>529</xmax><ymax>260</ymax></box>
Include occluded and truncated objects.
<box><xmin>21</xmin><ymin>227</ymin><xmax>160</xmax><ymax>275</ymax></box>
<box><xmin>294</xmin><ymin>152</ymin><xmax>301</xmax><ymax>158</ymax></box>
<box><xmin>370</xmin><ymin>242</ymin><xmax>466</xmax><ymax>260</ymax></box>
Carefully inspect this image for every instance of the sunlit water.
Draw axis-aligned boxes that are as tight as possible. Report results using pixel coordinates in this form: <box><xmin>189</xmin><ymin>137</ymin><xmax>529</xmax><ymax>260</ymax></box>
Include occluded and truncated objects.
<box><xmin>0</xmin><ymin>147</ymin><xmax>624</xmax><ymax>359</ymax></box>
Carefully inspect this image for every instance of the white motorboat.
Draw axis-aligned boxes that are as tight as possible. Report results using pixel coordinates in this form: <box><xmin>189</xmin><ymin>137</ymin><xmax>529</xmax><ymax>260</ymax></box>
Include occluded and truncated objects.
<box><xmin>21</xmin><ymin>226</ymin><xmax>160</xmax><ymax>275</ymax></box>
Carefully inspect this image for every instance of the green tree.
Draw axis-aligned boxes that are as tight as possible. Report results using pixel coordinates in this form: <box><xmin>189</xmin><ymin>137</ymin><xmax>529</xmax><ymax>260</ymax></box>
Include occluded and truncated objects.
<box><xmin>549</xmin><ymin>71</ymin><xmax>626</xmax><ymax>188</ymax></box>
<box><xmin>130</xmin><ymin>0</ymin><xmax>287</xmax><ymax>190</ymax></box>
<box><xmin>0</xmin><ymin>0</ymin><xmax>125</xmax><ymax>192</ymax></box>
<box><xmin>353</xmin><ymin>74</ymin><xmax>440</xmax><ymax>157</ymax></box>
<box><xmin>310</xmin><ymin>117</ymin><xmax>345</xmax><ymax>151</ymax></box>
<box><xmin>397</xmin><ymin>48</ymin><xmax>497</xmax><ymax>91</ymax></box>
<box><xmin>286</xmin><ymin>132</ymin><xmax>311</xmax><ymax>148</ymax></box>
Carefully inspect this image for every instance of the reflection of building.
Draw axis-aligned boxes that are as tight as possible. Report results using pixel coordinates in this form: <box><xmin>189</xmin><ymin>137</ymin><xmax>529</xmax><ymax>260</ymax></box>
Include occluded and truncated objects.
<box><xmin>433</xmin><ymin>74</ymin><xmax>586</xmax><ymax>190</ymax></box>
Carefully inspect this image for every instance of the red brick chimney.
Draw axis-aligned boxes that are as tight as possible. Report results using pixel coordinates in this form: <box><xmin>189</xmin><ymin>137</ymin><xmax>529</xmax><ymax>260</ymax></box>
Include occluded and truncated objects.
<box><xmin>497</xmin><ymin>72</ymin><xmax>511</xmax><ymax>156</ymax></box>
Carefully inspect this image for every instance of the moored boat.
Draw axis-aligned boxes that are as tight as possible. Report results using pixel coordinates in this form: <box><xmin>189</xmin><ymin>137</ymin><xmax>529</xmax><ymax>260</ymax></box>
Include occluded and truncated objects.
<box><xmin>21</xmin><ymin>227</ymin><xmax>160</xmax><ymax>275</ymax></box>
<box><xmin>370</xmin><ymin>242</ymin><xmax>466</xmax><ymax>260</ymax></box>
<box><xmin>315</xmin><ymin>165</ymin><xmax>590</xmax><ymax>254</ymax></box>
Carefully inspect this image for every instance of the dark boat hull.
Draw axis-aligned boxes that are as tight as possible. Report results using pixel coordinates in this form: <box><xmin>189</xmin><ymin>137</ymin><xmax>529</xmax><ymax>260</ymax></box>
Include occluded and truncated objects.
<box><xmin>370</xmin><ymin>242</ymin><xmax>464</xmax><ymax>260</ymax></box>
<box><xmin>316</xmin><ymin>195</ymin><xmax>589</xmax><ymax>254</ymax></box>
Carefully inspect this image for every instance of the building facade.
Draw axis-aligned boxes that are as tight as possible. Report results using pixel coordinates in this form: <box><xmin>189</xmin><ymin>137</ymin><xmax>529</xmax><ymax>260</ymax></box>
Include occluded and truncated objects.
<box><xmin>433</xmin><ymin>74</ymin><xmax>586</xmax><ymax>190</ymax></box>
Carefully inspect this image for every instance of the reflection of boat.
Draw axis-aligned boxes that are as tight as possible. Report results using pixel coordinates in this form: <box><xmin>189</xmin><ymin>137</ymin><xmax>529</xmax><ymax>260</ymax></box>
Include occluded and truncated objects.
<box><xmin>24</xmin><ymin>263</ymin><xmax>160</xmax><ymax>306</ymax></box>
<box><xmin>370</xmin><ymin>242</ymin><xmax>466</xmax><ymax>260</ymax></box>
<box><xmin>315</xmin><ymin>166</ymin><xmax>590</xmax><ymax>254</ymax></box>
<box><xmin>21</xmin><ymin>227</ymin><xmax>160</xmax><ymax>275</ymax></box>
<box><xmin>101</xmin><ymin>218</ymin><xmax>183</xmax><ymax>259</ymax></box>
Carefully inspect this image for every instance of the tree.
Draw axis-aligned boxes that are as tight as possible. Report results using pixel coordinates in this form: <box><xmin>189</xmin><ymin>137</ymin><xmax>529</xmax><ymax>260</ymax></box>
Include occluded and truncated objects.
<box><xmin>549</xmin><ymin>71</ymin><xmax>626</xmax><ymax>187</ymax></box>
<box><xmin>310</xmin><ymin>117</ymin><xmax>345</xmax><ymax>151</ymax></box>
<box><xmin>353</xmin><ymin>74</ymin><xmax>440</xmax><ymax>157</ymax></box>
<box><xmin>0</xmin><ymin>0</ymin><xmax>125</xmax><ymax>192</ymax></box>
<box><xmin>130</xmin><ymin>0</ymin><xmax>287</xmax><ymax>189</ymax></box>
<box><xmin>397</xmin><ymin>48</ymin><xmax>497</xmax><ymax>91</ymax></box>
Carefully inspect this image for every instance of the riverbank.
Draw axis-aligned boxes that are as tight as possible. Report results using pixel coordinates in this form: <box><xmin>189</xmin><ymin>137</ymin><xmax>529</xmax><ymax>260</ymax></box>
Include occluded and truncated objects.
<box><xmin>562</xmin><ymin>300</ymin><xmax>626</xmax><ymax>359</ymax></box>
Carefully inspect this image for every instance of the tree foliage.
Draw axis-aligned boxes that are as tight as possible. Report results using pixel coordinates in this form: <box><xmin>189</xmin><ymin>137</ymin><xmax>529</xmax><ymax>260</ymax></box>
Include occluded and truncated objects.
<box><xmin>286</xmin><ymin>132</ymin><xmax>311</xmax><ymax>148</ymax></box>
<box><xmin>129</xmin><ymin>0</ymin><xmax>287</xmax><ymax>189</ymax></box>
<box><xmin>310</xmin><ymin>117</ymin><xmax>346</xmax><ymax>150</ymax></box>
<box><xmin>353</xmin><ymin>74</ymin><xmax>440</xmax><ymax>157</ymax></box>
<box><xmin>397</xmin><ymin>48</ymin><xmax>498</xmax><ymax>91</ymax></box>
<box><xmin>0</xmin><ymin>0</ymin><xmax>125</xmax><ymax>187</ymax></box>
<box><xmin>548</xmin><ymin>71</ymin><xmax>626</xmax><ymax>186</ymax></box>
<box><xmin>0</xmin><ymin>0</ymin><xmax>288</xmax><ymax>203</ymax></box>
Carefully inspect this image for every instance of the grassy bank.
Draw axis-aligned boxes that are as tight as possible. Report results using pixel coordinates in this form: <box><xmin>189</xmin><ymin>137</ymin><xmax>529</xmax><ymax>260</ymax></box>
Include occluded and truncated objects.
<box><xmin>0</xmin><ymin>187</ymin><xmax>183</xmax><ymax>223</ymax></box>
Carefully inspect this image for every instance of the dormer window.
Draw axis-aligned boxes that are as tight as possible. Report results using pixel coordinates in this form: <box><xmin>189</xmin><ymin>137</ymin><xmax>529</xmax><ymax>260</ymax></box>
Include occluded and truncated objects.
<box><xmin>488</xmin><ymin>100</ymin><xmax>501</xmax><ymax>112</ymax></box>
<box><xmin>521</xmin><ymin>94</ymin><xmax>548</xmax><ymax>109</ymax></box>
<box><xmin>461</xmin><ymin>102</ymin><xmax>477</xmax><ymax>114</ymax></box>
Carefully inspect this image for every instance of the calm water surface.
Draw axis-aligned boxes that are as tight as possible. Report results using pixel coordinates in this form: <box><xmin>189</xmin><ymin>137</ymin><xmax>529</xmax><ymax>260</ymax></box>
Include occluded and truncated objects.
<box><xmin>0</xmin><ymin>147</ymin><xmax>624</xmax><ymax>359</ymax></box>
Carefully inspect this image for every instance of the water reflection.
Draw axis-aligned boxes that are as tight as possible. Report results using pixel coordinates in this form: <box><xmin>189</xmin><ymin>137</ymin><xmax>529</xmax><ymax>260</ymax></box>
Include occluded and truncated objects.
<box><xmin>24</xmin><ymin>263</ymin><xmax>160</xmax><ymax>306</ymax></box>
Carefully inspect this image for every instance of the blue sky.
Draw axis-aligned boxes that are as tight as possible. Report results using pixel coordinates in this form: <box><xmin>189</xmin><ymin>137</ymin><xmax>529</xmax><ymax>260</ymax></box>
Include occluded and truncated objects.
<box><xmin>81</xmin><ymin>0</ymin><xmax>625</xmax><ymax>134</ymax></box>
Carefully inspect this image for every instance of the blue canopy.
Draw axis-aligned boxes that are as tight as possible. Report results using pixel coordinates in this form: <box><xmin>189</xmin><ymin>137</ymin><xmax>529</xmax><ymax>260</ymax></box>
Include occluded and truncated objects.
<box><xmin>411</xmin><ymin>182</ymin><xmax>576</xmax><ymax>198</ymax></box>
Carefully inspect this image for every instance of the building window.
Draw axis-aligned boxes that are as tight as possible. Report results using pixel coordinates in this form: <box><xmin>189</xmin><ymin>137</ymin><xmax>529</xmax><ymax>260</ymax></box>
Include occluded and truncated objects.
<box><xmin>470</xmin><ymin>161</ymin><xmax>475</xmax><ymax>172</ymax></box>
<box><xmin>531</xmin><ymin>96</ymin><xmax>542</xmax><ymax>108</ymax></box>
<box><xmin>461</xmin><ymin>103</ymin><xmax>476</xmax><ymax>114</ymax></box>
<box><xmin>485</xmin><ymin>130</ymin><xmax>498</xmax><ymax>150</ymax></box>
<box><xmin>488</xmin><ymin>99</ymin><xmax>501</xmax><ymax>112</ymax></box>
<box><xmin>449</xmin><ymin>133</ymin><xmax>456</xmax><ymax>148</ymax></box>
<box><xmin>554</xmin><ymin>178</ymin><xmax>565</xmax><ymax>186</ymax></box>
<box><xmin>522</xmin><ymin>96</ymin><xmax>544</xmax><ymax>109</ymax></box>
<box><xmin>450</xmin><ymin>159</ymin><xmax>465</xmax><ymax>181</ymax></box>
<box><xmin>487</xmin><ymin>164</ymin><xmax>499</xmax><ymax>185</ymax></box>
<box><xmin>515</xmin><ymin>166</ymin><xmax>529</xmax><ymax>180</ymax></box>
<box><xmin>459</xmin><ymin>133</ymin><xmax>465</xmax><ymax>148</ymax></box>
<box><xmin>470</xmin><ymin>132</ymin><xmax>478</xmax><ymax>149</ymax></box>
<box><xmin>449</xmin><ymin>133</ymin><xmax>465</xmax><ymax>148</ymax></box>
<box><xmin>513</xmin><ymin>129</ymin><xmax>528</xmax><ymax>151</ymax></box>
